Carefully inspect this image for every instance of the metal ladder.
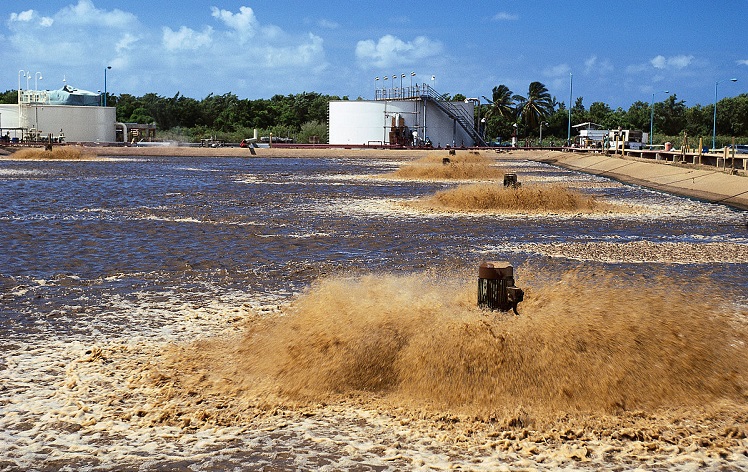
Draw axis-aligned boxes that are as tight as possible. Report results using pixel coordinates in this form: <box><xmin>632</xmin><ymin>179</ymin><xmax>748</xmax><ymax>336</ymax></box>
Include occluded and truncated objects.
<box><xmin>420</xmin><ymin>86</ymin><xmax>487</xmax><ymax>147</ymax></box>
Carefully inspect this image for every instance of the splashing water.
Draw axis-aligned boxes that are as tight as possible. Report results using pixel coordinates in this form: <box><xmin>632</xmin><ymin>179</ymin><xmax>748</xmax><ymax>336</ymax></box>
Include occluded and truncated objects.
<box><xmin>10</xmin><ymin>147</ymin><xmax>96</xmax><ymax>160</ymax></box>
<box><xmin>413</xmin><ymin>183</ymin><xmax>618</xmax><ymax>213</ymax></box>
<box><xmin>388</xmin><ymin>151</ymin><xmax>504</xmax><ymax>180</ymax></box>
<box><xmin>143</xmin><ymin>268</ymin><xmax>748</xmax><ymax>430</ymax></box>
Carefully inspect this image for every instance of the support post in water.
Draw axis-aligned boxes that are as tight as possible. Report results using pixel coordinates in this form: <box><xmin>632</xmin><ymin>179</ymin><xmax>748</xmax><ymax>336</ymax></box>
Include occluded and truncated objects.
<box><xmin>478</xmin><ymin>261</ymin><xmax>524</xmax><ymax>315</ymax></box>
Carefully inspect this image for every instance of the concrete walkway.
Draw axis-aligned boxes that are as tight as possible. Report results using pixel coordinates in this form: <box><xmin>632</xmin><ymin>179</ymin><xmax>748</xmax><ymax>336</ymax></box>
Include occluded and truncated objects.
<box><xmin>538</xmin><ymin>152</ymin><xmax>748</xmax><ymax>211</ymax></box>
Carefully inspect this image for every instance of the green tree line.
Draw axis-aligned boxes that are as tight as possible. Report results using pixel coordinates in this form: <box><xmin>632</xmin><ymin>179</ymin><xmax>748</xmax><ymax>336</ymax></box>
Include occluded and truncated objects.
<box><xmin>482</xmin><ymin>83</ymin><xmax>748</xmax><ymax>147</ymax></box>
<box><xmin>1</xmin><ymin>85</ymin><xmax>746</xmax><ymax>146</ymax></box>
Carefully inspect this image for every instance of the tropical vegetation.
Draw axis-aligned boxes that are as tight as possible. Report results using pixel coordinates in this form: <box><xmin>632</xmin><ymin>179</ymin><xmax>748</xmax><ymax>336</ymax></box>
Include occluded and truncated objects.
<box><xmin>1</xmin><ymin>85</ymin><xmax>746</xmax><ymax>147</ymax></box>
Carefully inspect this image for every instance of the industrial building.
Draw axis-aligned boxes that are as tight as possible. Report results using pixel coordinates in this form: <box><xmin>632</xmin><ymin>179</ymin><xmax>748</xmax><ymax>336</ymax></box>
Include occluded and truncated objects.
<box><xmin>328</xmin><ymin>84</ymin><xmax>485</xmax><ymax>147</ymax></box>
<box><xmin>572</xmin><ymin>122</ymin><xmax>647</xmax><ymax>150</ymax></box>
<box><xmin>0</xmin><ymin>83</ymin><xmax>116</xmax><ymax>144</ymax></box>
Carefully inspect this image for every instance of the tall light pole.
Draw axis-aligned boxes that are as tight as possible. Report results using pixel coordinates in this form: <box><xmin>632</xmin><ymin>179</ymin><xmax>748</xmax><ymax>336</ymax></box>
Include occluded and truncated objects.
<box><xmin>383</xmin><ymin>75</ymin><xmax>388</xmax><ymax>98</ymax></box>
<box><xmin>649</xmin><ymin>90</ymin><xmax>669</xmax><ymax>146</ymax></box>
<box><xmin>567</xmin><ymin>72</ymin><xmax>573</xmax><ymax>146</ymax></box>
<box><xmin>712</xmin><ymin>78</ymin><xmax>738</xmax><ymax>150</ymax></box>
<box><xmin>539</xmin><ymin>121</ymin><xmax>548</xmax><ymax>146</ymax></box>
<box><xmin>104</xmin><ymin>66</ymin><xmax>112</xmax><ymax>107</ymax></box>
<box><xmin>18</xmin><ymin>70</ymin><xmax>27</xmax><ymax>104</ymax></box>
<box><xmin>374</xmin><ymin>77</ymin><xmax>379</xmax><ymax>100</ymax></box>
<box><xmin>392</xmin><ymin>75</ymin><xmax>397</xmax><ymax>98</ymax></box>
<box><xmin>35</xmin><ymin>72</ymin><xmax>43</xmax><ymax>92</ymax></box>
<box><xmin>410</xmin><ymin>71</ymin><xmax>415</xmax><ymax>97</ymax></box>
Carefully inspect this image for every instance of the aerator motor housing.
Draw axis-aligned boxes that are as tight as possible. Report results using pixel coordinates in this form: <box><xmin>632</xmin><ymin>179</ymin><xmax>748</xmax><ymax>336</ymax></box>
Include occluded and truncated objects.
<box><xmin>478</xmin><ymin>261</ymin><xmax>524</xmax><ymax>314</ymax></box>
<box><xmin>503</xmin><ymin>173</ymin><xmax>520</xmax><ymax>188</ymax></box>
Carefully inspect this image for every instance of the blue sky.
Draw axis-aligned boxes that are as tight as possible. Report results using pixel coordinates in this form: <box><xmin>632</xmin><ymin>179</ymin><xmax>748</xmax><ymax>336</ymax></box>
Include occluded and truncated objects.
<box><xmin>2</xmin><ymin>0</ymin><xmax>747</xmax><ymax>110</ymax></box>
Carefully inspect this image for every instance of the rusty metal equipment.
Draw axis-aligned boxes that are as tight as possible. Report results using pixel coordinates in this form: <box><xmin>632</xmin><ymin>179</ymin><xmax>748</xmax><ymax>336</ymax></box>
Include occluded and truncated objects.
<box><xmin>503</xmin><ymin>173</ymin><xmax>520</xmax><ymax>187</ymax></box>
<box><xmin>478</xmin><ymin>261</ymin><xmax>524</xmax><ymax>314</ymax></box>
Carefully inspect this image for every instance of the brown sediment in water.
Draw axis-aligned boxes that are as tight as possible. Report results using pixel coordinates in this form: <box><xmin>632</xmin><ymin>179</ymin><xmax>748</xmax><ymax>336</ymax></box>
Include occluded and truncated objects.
<box><xmin>135</xmin><ymin>269</ymin><xmax>748</xmax><ymax>433</ymax></box>
<box><xmin>407</xmin><ymin>183</ymin><xmax>619</xmax><ymax>213</ymax></box>
<box><xmin>8</xmin><ymin>146</ymin><xmax>97</xmax><ymax>160</ymax></box>
<box><xmin>387</xmin><ymin>151</ymin><xmax>504</xmax><ymax>180</ymax></box>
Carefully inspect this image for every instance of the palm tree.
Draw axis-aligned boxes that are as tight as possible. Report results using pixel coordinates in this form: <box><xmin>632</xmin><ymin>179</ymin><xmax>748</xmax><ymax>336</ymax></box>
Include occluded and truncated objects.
<box><xmin>515</xmin><ymin>82</ymin><xmax>554</xmax><ymax>131</ymax></box>
<box><xmin>483</xmin><ymin>85</ymin><xmax>517</xmax><ymax>121</ymax></box>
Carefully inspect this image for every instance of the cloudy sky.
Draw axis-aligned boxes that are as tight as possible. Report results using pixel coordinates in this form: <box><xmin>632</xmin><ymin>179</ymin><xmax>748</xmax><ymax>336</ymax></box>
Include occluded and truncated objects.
<box><xmin>2</xmin><ymin>0</ymin><xmax>746</xmax><ymax>109</ymax></box>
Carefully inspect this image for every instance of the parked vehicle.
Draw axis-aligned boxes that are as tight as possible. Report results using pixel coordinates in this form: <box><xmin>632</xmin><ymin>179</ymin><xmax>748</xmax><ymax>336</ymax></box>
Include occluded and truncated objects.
<box><xmin>727</xmin><ymin>144</ymin><xmax>748</xmax><ymax>154</ymax></box>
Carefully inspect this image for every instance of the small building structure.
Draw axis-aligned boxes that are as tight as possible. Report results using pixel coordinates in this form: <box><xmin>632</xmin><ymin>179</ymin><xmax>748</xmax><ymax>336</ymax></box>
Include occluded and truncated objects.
<box><xmin>1</xmin><ymin>83</ymin><xmax>117</xmax><ymax>143</ymax></box>
<box><xmin>118</xmin><ymin>123</ymin><xmax>158</xmax><ymax>144</ymax></box>
<box><xmin>572</xmin><ymin>122</ymin><xmax>647</xmax><ymax>151</ymax></box>
<box><xmin>329</xmin><ymin>84</ymin><xmax>484</xmax><ymax>147</ymax></box>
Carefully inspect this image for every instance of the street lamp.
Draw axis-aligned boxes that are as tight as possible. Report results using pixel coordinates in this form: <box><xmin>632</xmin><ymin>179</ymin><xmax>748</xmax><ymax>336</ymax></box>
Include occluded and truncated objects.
<box><xmin>410</xmin><ymin>71</ymin><xmax>416</xmax><ymax>97</ymax></box>
<box><xmin>712</xmin><ymin>78</ymin><xmax>738</xmax><ymax>150</ymax></box>
<box><xmin>383</xmin><ymin>75</ymin><xmax>388</xmax><ymax>98</ymax></box>
<box><xmin>567</xmin><ymin>72</ymin><xmax>573</xmax><ymax>146</ymax></box>
<box><xmin>539</xmin><ymin>121</ymin><xmax>549</xmax><ymax>146</ymax></box>
<box><xmin>392</xmin><ymin>75</ymin><xmax>397</xmax><ymax>98</ymax></box>
<box><xmin>18</xmin><ymin>70</ymin><xmax>27</xmax><ymax>104</ymax></box>
<box><xmin>649</xmin><ymin>90</ymin><xmax>669</xmax><ymax>146</ymax></box>
<box><xmin>104</xmin><ymin>66</ymin><xmax>112</xmax><ymax>107</ymax></box>
<box><xmin>374</xmin><ymin>77</ymin><xmax>379</xmax><ymax>100</ymax></box>
<box><xmin>35</xmin><ymin>72</ymin><xmax>43</xmax><ymax>92</ymax></box>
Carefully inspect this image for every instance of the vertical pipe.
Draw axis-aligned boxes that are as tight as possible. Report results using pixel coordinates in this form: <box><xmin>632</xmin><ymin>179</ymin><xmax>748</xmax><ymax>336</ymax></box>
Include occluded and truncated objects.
<box><xmin>650</xmin><ymin>93</ymin><xmax>655</xmax><ymax>146</ymax></box>
<box><xmin>712</xmin><ymin>81</ymin><xmax>718</xmax><ymax>151</ymax></box>
<box><xmin>567</xmin><ymin>72</ymin><xmax>572</xmax><ymax>146</ymax></box>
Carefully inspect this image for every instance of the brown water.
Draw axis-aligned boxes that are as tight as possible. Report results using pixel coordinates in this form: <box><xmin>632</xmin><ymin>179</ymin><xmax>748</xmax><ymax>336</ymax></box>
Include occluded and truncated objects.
<box><xmin>1</xmin><ymin>152</ymin><xmax>747</xmax><ymax>470</ymax></box>
<box><xmin>417</xmin><ymin>183</ymin><xmax>611</xmax><ymax>212</ymax></box>
<box><xmin>143</xmin><ymin>269</ymin><xmax>748</xmax><ymax>420</ymax></box>
<box><xmin>388</xmin><ymin>151</ymin><xmax>504</xmax><ymax>180</ymax></box>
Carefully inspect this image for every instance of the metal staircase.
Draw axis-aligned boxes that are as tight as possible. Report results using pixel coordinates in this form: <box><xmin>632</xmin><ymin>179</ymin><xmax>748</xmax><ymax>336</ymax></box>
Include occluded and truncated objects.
<box><xmin>420</xmin><ymin>86</ymin><xmax>487</xmax><ymax>147</ymax></box>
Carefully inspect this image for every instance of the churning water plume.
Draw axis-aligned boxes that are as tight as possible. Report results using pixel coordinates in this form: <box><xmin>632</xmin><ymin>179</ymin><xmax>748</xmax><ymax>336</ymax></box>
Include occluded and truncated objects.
<box><xmin>416</xmin><ymin>183</ymin><xmax>610</xmax><ymax>213</ymax></box>
<box><xmin>388</xmin><ymin>152</ymin><xmax>504</xmax><ymax>180</ymax></box>
<box><xmin>11</xmin><ymin>147</ymin><xmax>95</xmax><ymax>160</ymax></box>
<box><xmin>149</xmin><ymin>268</ymin><xmax>748</xmax><ymax>428</ymax></box>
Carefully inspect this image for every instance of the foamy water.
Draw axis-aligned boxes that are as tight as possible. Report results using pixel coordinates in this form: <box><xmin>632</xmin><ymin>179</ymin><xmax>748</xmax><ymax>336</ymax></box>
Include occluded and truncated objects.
<box><xmin>1</xmin><ymin>153</ymin><xmax>746</xmax><ymax>470</ymax></box>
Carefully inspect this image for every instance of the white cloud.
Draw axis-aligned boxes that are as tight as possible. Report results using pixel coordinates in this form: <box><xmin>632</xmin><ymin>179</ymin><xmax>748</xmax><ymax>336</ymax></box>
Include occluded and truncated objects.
<box><xmin>584</xmin><ymin>56</ymin><xmax>598</xmax><ymax>73</ymax></box>
<box><xmin>650</xmin><ymin>54</ymin><xmax>693</xmax><ymax>70</ymax></box>
<box><xmin>211</xmin><ymin>6</ymin><xmax>259</xmax><ymax>41</ymax></box>
<box><xmin>1</xmin><ymin>2</ymin><xmax>328</xmax><ymax>98</ymax></box>
<box><xmin>493</xmin><ymin>12</ymin><xmax>518</xmax><ymax>21</ymax></box>
<box><xmin>9</xmin><ymin>9</ymin><xmax>54</xmax><ymax>26</ymax></box>
<box><xmin>650</xmin><ymin>55</ymin><xmax>667</xmax><ymax>69</ymax></box>
<box><xmin>115</xmin><ymin>33</ymin><xmax>139</xmax><ymax>53</ymax></box>
<box><xmin>584</xmin><ymin>55</ymin><xmax>614</xmax><ymax>75</ymax></box>
<box><xmin>56</xmin><ymin>0</ymin><xmax>137</xmax><ymax>28</ymax></box>
<box><xmin>355</xmin><ymin>34</ymin><xmax>443</xmax><ymax>68</ymax></box>
<box><xmin>738</xmin><ymin>59</ymin><xmax>748</xmax><ymax>66</ymax></box>
<box><xmin>10</xmin><ymin>9</ymin><xmax>35</xmax><ymax>22</ymax></box>
<box><xmin>318</xmin><ymin>19</ymin><xmax>339</xmax><ymax>29</ymax></box>
<box><xmin>543</xmin><ymin>63</ymin><xmax>571</xmax><ymax>77</ymax></box>
<box><xmin>162</xmin><ymin>26</ymin><xmax>214</xmax><ymax>51</ymax></box>
<box><xmin>256</xmin><ymin>33</ymin><xmax>325</xmax><ymax>68</ymax></box>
